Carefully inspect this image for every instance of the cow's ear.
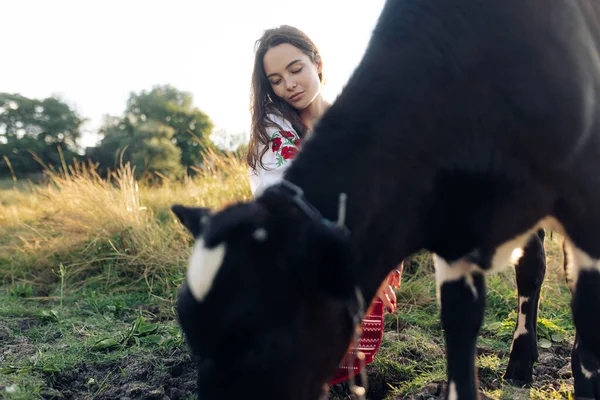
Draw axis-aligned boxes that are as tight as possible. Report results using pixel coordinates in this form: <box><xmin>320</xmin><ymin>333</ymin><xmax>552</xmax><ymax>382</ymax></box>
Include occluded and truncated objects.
<box><xmin>171</xmin><ymin>205</ymin><xmax>212</xmax><ymax>238</ymax></box>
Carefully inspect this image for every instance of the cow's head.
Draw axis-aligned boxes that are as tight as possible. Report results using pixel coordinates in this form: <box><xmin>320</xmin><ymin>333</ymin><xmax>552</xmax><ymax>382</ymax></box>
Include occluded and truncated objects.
<box><xmin>171</xmin><ymin>189</ymin><xmax>362</xmax><ymax>400</ymax></box>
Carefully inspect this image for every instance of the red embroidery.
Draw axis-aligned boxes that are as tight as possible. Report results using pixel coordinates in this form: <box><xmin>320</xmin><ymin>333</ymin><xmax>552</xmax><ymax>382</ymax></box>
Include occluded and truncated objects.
<box><xmin>281</xmin><ymin>146</ymin><xmax>298</xmax><ymax>160</ymax></box>
<box><xmin>271</xmin><ymin>137</ymin><xmax>282</xmax><ymax>152</ymax></box>
<box><xmin>280</xmin><ymin>130</ymin><xmax>295</xmax><ymax>139</ymax></box>
<box><xmin>329</xmin><ymin>299</ymin><xmax>385</xmax><ymax>385</ymax></box>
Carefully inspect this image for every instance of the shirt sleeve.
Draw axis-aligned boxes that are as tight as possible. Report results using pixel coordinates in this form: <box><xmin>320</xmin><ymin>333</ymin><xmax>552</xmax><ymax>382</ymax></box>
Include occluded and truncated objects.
<box><xmin>249</xmin><ymin>114</ymin><xmax>301</xmax><ymax>197</ymax></box>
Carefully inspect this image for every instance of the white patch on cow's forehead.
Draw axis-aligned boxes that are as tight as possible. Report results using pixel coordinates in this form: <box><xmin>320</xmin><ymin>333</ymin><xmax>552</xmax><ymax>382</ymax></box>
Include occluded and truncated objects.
<box><xmin>187</xmin><ymin>239</ymin><xmax>226</xmax><ymax>301</ymax></box>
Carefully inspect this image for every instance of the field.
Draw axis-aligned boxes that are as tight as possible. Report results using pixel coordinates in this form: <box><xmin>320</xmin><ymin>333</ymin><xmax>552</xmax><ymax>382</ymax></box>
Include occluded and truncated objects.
<box><xmin>0</xmin><ymin>154</ymin><xmax>575</xmax><ymax>399</ymax></box>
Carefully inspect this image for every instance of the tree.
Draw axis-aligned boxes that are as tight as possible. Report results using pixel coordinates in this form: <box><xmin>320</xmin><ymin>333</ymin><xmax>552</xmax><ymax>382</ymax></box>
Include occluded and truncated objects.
<box><xmin>0</xmin><ymin>93</ymin><xmax>83</xmax><ymax>176</ymax></box>
<box><xmin>129</xmin><ymin>121</ymin><xmax>185</xmax><ymax>180</ymax></box>
<box><xmin>87</xmin><ymin>116</ymin><xmax>184</xmax><ymax>180</ymax></box>
<box><xmin>125</xmin><ymin>85</ymin><xmax>214</xmax><ymax>169</ymax></box>
<box><xmin>85</xmin><ymin>115</ymin><xmax>134</xmax><ymax>172</ymax></box>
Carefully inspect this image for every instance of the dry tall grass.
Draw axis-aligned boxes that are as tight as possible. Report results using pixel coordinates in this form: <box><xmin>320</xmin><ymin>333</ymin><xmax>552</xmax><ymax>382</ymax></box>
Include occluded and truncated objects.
<box><xmin>0</xmin><ymin>150</ymin><xmax>251</xmax><ymax>290</ymax></box>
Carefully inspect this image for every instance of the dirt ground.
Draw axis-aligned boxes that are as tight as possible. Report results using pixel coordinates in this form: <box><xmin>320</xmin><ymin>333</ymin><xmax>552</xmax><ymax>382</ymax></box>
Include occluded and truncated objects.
<box><xmin>1</xmin><ymin>321</ymin><xmax>573</xmax><ymax>400</ymax></box>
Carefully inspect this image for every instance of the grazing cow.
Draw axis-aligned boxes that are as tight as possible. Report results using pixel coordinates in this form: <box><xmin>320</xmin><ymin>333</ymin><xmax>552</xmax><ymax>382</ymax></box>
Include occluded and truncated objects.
<box><xmin>173</xmin><ymin>0</ymin><xmax>600</xmax><ymax>398</ymax></box>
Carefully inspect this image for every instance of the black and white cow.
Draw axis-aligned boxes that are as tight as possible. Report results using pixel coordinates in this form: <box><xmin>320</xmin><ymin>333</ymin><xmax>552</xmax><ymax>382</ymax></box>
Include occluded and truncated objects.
<box><xmin>172</xmin><ymin>0</ymin><xmax>600</xmax><ymax>399</ymax></box>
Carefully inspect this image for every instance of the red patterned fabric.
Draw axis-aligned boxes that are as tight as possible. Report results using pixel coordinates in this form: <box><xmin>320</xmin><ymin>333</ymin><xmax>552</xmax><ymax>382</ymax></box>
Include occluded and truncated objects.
<box><xmin>329</xmin><ymin>298</ymin><xmax>386</xmax><ymax>385</ymax></box>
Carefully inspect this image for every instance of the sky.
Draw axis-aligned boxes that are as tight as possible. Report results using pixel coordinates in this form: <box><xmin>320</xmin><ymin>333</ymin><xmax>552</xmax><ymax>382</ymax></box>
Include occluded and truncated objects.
<box><xmin>2</xmin><ymin>0</ymin><xmax>387</xmax><ymax>149</ymax></box>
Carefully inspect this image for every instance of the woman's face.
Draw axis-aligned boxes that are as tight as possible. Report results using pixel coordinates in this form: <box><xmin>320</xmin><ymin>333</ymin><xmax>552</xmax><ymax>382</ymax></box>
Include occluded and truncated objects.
<box><xmin>263</xmin><ymin>43</ymin><xmax>322</xmax><ymax>110</ymax></box>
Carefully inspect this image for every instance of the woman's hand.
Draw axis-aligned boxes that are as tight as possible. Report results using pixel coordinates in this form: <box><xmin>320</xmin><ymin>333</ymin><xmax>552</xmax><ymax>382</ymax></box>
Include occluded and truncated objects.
<box><xmin>388</xmin><ymin>261</ymin><xmax>403</xmax><ymax>289</ymax></box>
<box><xmin>376</xmin><ymin>262</ymin><xmax>404</xmax><ymax>313</ymax></box>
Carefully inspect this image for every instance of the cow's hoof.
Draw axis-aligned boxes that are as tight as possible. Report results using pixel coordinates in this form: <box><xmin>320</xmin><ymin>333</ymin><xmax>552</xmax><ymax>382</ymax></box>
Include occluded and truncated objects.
<box><xmin>504</xmin><ymin>360</ymin><xmax>534</xmax><ymax>386</ymax></box>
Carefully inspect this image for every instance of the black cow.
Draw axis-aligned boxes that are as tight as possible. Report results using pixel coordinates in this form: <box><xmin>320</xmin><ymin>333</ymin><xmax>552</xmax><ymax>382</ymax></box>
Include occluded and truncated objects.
<box><xmin>173</xmin><ymin>0</ymin><xmax>600</xmax><ymax>398</ymax></box>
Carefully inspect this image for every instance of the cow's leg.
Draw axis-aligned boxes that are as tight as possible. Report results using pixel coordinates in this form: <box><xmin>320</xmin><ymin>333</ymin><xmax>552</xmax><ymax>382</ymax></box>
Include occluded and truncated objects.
<box><xmin>563</xmin><ymin>240</ymin><xmax>600</xmax><ymax>399</ymax></box>
<box><xmin>571</xmin><ymin>332</ymin><xmax>600</xmax><ymax>400</ymax></box>
<box><xmin>505</xmin><ymin>229</ymin><xmax>546</xmax><ymax>384</ymax></box>
<box><xmin>434</xmin><ymin>255</ymin><xmax>486</xmax><ymax>400</ymax></box>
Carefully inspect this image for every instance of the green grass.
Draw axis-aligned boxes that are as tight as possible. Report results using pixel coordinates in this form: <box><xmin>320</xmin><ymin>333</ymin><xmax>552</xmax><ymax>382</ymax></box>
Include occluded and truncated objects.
<box><xmin>0</xmin><ymin>283</ymin><xmax>193</xmax><ymax>399</ymax></box>
<box><xmin>362</xmin><ymin>237</ymin><xmax>575</xmax><ymax>400</ymax></box>
<box><xmin>0</xmin><ymin>154</ymin><xmax>577</xmax><ymax>399</ymax></box>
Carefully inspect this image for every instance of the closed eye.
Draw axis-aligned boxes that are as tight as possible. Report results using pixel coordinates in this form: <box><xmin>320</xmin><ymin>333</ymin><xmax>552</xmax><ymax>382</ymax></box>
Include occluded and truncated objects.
<box><xmin>291</xmin><ymin>67</ymin><xmax>303</xmax><ymax>74</ymax></box>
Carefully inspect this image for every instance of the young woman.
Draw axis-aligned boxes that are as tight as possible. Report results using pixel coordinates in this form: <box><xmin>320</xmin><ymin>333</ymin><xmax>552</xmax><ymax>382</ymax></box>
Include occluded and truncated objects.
<box><xmin>247</xmin><ymin>25</ymin><xmax>402</xmax><ymax>385</ymax></box>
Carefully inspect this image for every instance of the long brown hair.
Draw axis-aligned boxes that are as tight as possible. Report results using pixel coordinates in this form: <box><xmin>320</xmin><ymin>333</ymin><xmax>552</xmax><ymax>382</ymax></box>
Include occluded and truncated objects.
<box><xmin>247</xmin><ymin>25</ymin><xmax>324</xmax><ymax>171</ymax></box>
